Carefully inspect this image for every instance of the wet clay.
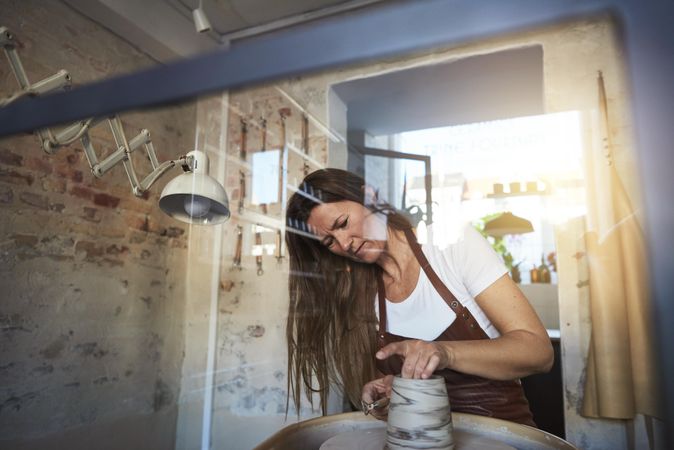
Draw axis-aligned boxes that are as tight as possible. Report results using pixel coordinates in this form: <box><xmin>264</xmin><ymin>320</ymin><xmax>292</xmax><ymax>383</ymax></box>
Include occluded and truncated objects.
<box><xmin>386</xmin><ymin>376</ymin><xmax>453</xmax><ymax>450</ymax></box>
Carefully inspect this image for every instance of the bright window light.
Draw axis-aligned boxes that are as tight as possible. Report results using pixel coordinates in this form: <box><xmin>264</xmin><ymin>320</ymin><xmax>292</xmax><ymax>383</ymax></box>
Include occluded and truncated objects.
<box><xmin>391</xmin><ymin>111</ymin><xmax>585</xmax><ymax>281</ymax></box>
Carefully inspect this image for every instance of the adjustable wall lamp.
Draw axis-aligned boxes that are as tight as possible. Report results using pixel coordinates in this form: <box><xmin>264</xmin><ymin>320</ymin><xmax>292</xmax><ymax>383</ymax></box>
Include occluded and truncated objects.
<box><xmin>1</xmin><ymin>26</ymin><xmax>230</xmax><ymax>225</ymax></box>
<box><xmin>159</xmin><ymin>150</ymin><xmax>229</xmax><ymax>224</ymax></box>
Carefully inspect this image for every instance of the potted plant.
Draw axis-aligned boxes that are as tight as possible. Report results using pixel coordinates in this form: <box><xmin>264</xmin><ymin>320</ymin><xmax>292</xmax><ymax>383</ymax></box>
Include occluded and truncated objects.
<box><xmin>474</xmin><ymin>213</ymin><xmax>522</xmax><ymax>282</ymax></box>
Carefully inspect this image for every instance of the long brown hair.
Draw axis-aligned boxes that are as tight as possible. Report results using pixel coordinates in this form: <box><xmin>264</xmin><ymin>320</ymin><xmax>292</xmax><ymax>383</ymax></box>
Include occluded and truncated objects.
<box><xmin>285</xmin><ymin>168</ymin><xmax>411</xmax><ymax>415</ymax></box>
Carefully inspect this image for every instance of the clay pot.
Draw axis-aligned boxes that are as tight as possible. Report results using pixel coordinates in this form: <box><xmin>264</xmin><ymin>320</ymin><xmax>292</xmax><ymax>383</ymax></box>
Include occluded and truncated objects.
<box><xmin>386</xmin><ymin>375</ymin><xmax>454</xmax><ymax>450</ymax></box>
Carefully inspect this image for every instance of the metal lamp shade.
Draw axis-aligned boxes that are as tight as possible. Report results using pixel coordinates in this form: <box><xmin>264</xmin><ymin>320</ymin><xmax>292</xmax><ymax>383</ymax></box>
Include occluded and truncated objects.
<box><xmin>483</xmin><ymin>212</ymin><xmax>533</xmax><ymax>237</ymax></box>
<box><xmin>159</xmin><ymin>171</ymin><xmax>230</xmax><ymax>225</ymax></box>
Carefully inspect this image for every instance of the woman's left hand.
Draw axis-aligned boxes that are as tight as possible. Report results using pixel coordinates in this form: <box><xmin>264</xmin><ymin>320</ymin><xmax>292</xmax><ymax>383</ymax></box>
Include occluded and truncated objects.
<box><xmin>376</xmin><ymin>340</ymin><xmax>452</xmax><ymax>379</ymax></box>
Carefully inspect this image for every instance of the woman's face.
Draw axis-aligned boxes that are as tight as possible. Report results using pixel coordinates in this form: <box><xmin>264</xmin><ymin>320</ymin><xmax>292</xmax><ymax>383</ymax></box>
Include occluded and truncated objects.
<box><xmin>307</xmin><ymin>200</ymin><xmax>387</xmax><ymax>263</ymax></box>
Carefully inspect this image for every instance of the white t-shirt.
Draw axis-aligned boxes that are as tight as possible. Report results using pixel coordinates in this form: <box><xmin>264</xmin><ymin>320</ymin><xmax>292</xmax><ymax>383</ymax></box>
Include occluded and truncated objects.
<box><xmin>375</xmin><ymin>225</ymin><xmax>508</xmax><ymax>341</ymax></box>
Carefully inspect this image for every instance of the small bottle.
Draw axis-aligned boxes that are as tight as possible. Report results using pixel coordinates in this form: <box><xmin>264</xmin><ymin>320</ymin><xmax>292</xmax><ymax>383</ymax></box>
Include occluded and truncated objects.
<box><xmin>530</xmin><ymin>264</ymin><xmax>539</xmax><ymax>283</ymax></box>
<box><xmin>510</xmin><ymin>264</ymin><xmax>521</xmax><ymax>283</ymax></box>
<box><xmin>538</xmin><ymin>254</ymin><xmax>551</xmax><ymax>283</ymax></box>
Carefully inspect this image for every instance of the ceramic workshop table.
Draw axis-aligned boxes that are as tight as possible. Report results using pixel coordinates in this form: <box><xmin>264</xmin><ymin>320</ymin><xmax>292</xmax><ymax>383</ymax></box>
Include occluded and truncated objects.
<box><xmin>253</xmin><ymin>411</ymin><xmax>577</xmax><ymax>450</ymax></box>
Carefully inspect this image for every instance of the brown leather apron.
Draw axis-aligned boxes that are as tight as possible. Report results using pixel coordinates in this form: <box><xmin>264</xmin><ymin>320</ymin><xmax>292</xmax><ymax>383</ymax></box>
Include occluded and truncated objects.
<box><xmin>375</xmin><ymin>228</ymin><xmax>536</xmax><ymax>427</ymax></box>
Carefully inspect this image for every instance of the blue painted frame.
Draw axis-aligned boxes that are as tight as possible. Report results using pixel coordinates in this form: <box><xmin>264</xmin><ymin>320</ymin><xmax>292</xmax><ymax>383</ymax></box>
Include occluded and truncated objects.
<box><xmin>1</xmin><ymin>0</ymin><xmax>673</xmax><ymax>440</ymax></box>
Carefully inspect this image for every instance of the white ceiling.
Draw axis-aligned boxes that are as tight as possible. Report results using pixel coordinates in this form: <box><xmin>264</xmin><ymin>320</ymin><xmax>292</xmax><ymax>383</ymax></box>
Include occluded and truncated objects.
<box><xmin>198</xmin><ymin>0</ymin><xmax>366</xmax><ymax>33</ymax></box>
<box><xmin>65</xmin><ymin>0</ymin><xmax>385</xmax><ymax>62</ymax></box>
<box><xmin>64</xmin><ymin>0</ymin><xmax>544</xmax><ymax>137</ymax></box>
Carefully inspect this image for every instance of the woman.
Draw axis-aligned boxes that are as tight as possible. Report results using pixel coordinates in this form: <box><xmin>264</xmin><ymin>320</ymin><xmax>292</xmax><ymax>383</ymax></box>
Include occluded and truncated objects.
<box><xmin>285</xmin><ymin>168</ymin><xmax>553</xmax><ymax>426</ymax></box>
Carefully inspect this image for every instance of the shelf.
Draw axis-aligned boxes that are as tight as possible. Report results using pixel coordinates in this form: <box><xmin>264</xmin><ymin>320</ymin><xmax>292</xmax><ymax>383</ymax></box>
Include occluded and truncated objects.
<box><xmin>487</xmin><ymin>190</ymin><xmax>549</xmax><ymax>199</ymax></box>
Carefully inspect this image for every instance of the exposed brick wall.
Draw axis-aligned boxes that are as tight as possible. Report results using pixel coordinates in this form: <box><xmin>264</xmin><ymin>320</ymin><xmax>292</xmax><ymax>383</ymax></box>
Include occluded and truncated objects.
<box><xmin>1</xmin><ymin>1</ymin><xmax>195</xmax><ymax>446</ymax></box>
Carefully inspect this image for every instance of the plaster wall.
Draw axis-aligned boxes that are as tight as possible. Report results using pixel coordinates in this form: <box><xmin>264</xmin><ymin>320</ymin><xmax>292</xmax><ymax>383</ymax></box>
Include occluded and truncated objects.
<box><xmin>195</xmin><ymin>15</ymin><xmax>654</xmax><ymax>450</ymax></box>
<box><xmin>0</xmin><ymin>1</ymin><xmax>195</xmax><ymax>448</ymax></box>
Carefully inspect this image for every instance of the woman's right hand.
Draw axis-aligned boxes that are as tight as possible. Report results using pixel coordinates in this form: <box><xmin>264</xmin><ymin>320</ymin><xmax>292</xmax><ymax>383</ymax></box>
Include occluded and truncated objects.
<box><xmin>361</xmin><ymin>375</ymin><xmax>393</xmax><ymax>420</ymax></box>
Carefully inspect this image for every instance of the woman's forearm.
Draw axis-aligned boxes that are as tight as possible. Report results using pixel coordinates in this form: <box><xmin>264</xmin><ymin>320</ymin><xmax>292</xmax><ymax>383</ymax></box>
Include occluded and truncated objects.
<box><xmin>439</xmin><ymin>330</ymin><xmax>553</xmax><ymax>380</ymax></box>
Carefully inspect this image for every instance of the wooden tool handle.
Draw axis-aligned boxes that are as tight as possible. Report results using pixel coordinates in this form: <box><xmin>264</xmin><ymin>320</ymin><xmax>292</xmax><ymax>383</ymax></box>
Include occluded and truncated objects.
<box><xmin>255</xmin><ymin>229</ymin><xmax>263</xmax><ymax>275</ymax></box>
<box><xmin>233</xmin><ymin>225</ymin><xmax>243</xmax><ymax>268</ymax></box>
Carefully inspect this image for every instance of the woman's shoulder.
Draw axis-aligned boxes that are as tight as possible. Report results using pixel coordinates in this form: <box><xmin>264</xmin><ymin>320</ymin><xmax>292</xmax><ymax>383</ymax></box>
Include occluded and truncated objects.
<box><xmin>420</xmin><ymin>222</ymin><xmax>471</xmax><ymax>272</ymax></box>
<box><xmin>422</xmin><ymin>222</ymin><xmax>507</xmax><ymax>294</ymax></box>
<box><xmin>422</xmin><ymin>222</ymin><xmax>484</xmax><ymax>255</ymax></box>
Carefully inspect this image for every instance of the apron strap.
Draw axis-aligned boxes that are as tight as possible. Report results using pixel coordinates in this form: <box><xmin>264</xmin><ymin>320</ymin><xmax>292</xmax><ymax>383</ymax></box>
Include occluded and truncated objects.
<box><xmin>402</xmin><ymin>228</ymin><xmax>464</xmax><ymax>314</ymax></box>
<box><xmin>377</xmin><ymin>227</ymin><xmax>489</xmax><ymax>342</ymax></box>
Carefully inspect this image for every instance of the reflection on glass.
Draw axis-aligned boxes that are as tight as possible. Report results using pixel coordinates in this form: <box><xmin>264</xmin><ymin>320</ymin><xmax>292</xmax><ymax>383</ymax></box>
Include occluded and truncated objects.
<box><xmin>251</xmin><ymin>150</ymin><xmax>281</xmax><ymax>205</ymax></box>
<box><xmin>396</xmin><ymin>111</ymin><xmax>584</xmax><ymax>270</ymax></box>
<box><xmin>1</xmin><ymin>5</ymin><xmax>659</xmax><ymax>450</ymax></box>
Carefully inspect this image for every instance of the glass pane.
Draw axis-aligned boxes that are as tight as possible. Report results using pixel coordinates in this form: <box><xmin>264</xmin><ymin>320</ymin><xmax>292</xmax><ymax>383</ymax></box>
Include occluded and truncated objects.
<box><xmin>1</xmin><ymin>4</ymin><xmax>659</xmax><ymax>450</ymax></box>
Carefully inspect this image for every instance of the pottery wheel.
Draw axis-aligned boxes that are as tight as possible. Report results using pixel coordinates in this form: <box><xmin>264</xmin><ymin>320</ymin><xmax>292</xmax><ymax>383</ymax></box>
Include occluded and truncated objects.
<box><xmin>320</xmin><ymin>427</ymin><xmax>517</xmax><ymax>450</ymax></box>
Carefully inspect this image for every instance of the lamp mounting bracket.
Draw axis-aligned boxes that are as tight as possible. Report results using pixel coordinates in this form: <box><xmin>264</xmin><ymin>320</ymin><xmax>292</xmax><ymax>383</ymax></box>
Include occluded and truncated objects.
<box><xmin>1</xmin><ymin>25</ymin><xmax>190</xmax><ymax>198</ymax></box>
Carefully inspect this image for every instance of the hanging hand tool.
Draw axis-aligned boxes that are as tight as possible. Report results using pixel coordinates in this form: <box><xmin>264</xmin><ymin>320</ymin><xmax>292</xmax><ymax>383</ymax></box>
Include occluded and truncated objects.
<box><xmin>259</xmin><ymin>117</ymin><xmax>268</xmax><ymax>215</ymax></box>
<box><xmin>255</xmin><ymin>227</ymin><xmax>264</xmax><ymax>275</ymax></box>
<box><xmin>276</xmin><ymin>109</ymin><xmax>289</xmax><ymax>263</ymax></box>
<box><xmin>239</xmin><ymin>118</ymin><xmax>247</xmax><ymax>161</ymax></box>
<box><xmin>275</xmin><ymin>229</ymin><xmax>284</xmax><ymax>262</ymax></box>
<box><xmin>233</xmin><ymin>225</ymin><xmax>243</xmax><ymax>269</ymax></box>
<box><xmin>238</xmin><ymin>170</ymin><xmax>246</xmax><ymax>214</ymax></box>
<box><xmin>238</xmin><ymin>118</ymin><xmax>248</xmax><ymax>214</ymax></box>
<box><xmin>279</xmin><ymin>108</ymin><xmax>289</xmax><ymax>205</ymax></box>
